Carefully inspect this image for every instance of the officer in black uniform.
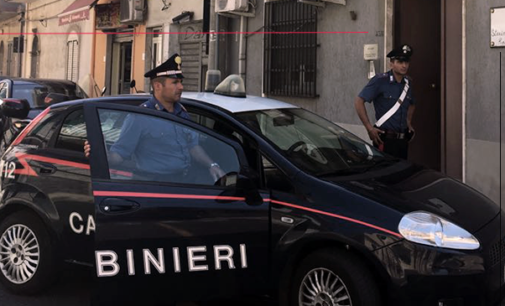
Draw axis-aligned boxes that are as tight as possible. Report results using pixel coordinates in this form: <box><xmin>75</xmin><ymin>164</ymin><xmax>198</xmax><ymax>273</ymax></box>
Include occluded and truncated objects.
<box><xmin>85</xmin><ymin>53</ymin><xmax>225</xmax><ymax>182</ymax></box>
<box><xmin>354</xmin><ymin>44</ymin><xmax>416</xmax><ymax>159</ymax></box>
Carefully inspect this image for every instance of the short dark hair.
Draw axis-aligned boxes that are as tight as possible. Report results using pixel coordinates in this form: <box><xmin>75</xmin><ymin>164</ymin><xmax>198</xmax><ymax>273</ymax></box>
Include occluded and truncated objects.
<box><xmin>151</xmin><ymin>77</ymin><xmax>167</xmax><ymax>86</ymax></box>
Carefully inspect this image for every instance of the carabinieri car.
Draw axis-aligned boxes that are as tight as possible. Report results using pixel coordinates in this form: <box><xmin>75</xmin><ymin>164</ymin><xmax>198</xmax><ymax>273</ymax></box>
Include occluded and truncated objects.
<box><xmin>0</xmin><ymin>76</ymin><xmax>503</xmax><ymax>306</ymax></box>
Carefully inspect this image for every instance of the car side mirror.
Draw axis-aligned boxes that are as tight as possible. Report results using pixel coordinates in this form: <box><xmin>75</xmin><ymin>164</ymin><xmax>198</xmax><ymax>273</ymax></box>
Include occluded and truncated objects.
<box><xmin>130</xmin><ymin>80</ymin><xmax>138</xmax><ymax>93</ymax></box>
<box><xmin>1</xmin><ymin>98</ymin><xmax>30</xmax><ymax>119</ymax></box>
<box><xmin>237</xmin><ymin>167</ymin><xmax>263</xmax><ymax>206</ymax></box>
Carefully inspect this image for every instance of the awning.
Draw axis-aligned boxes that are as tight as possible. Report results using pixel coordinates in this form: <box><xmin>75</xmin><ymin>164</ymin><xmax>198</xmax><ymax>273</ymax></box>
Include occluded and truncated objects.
<box><xmin>58</xmin><ymin>0</ymin><xmax>96</xmax><ymax>26</ymax></box>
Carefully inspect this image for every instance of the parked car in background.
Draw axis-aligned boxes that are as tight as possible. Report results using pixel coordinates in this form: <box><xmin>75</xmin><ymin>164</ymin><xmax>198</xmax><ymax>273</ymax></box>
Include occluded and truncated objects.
<box><xmin>0</xmin><ymin>78</ymin><xmax>88</xmax><ymax>119</ymax></box>
<box><xmin>0</xmin><ymin>78</ymin><xmax>88</xmax><ymax>151</ymax></box>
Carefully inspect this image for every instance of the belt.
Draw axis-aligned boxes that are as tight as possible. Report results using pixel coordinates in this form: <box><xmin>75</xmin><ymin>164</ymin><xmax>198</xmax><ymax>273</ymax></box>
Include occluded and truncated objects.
<box><xmin>382</xmin><ymin>130</ymin><xmax>407</xmax><ymax>140</ymax></box>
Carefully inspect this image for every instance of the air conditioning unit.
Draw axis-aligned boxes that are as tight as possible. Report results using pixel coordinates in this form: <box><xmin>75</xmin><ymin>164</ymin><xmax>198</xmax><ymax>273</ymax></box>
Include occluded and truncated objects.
<box><xmin>215</xmin><ymin>0</ymin><xmax>248</xmax><ymax>13</ymax></box>
<box><xmin>120</xmin><ymin>0</ymin><xmax>145</xmax><ymax>24</ymax></box>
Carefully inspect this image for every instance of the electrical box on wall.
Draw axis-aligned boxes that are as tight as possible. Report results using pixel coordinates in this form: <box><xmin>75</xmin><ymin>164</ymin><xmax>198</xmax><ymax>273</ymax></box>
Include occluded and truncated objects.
<box><xmin>215</xmin><ymin>0</ymin><xmax>248</xmax><ymax>13</ymax></box>
<box><xmin>120</xmin><ymin>0</ymin><xmax>145</xmax><ymax>24</ymax></box>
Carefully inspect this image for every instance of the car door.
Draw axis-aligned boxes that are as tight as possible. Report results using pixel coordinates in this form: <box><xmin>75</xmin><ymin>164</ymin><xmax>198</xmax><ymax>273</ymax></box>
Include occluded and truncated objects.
<box><xmin>84</xmin><ymin>102</ymin><xmax>270</xmax><ymax>305</ymax></box>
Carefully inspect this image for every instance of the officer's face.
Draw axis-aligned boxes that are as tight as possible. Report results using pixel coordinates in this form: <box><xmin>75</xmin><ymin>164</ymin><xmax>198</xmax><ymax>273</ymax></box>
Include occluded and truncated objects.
<box><xmin>390</xmin><ymin>59</ymin><xmax>410</xmax><ymax>76</ymax></box>
<box><xmin>159</xmin><ymin>78</ymin><xmax>184</xmax><ymax>103</ymax></box>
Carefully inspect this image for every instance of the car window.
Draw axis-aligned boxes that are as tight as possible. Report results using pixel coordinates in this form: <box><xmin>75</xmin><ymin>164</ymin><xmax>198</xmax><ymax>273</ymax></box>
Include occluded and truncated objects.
<box><xmin>98</xmin><ymin>109</ymin><xmax>240</xmax><ymax>186</ymax></box>
<box><xmin>12</xmin><ymin>83</ymin><xmax>88</xmax><ymax>109</ymax></box>
<box><xmin>0</xmin><ymin>81</ymin><xmax>8</xmax><ymax>98</ymax></box>
<box><xmin>236</xmin><ymin>108</ymin><xmax>391</xmax><ymax>177</ymax></box>
<box><xmin>21</xmin><ymin>112</ymin><xmax>62</xmax><ymax>148</ymax></box>
<box><xmin>55</xmin><ymin>109</ymin><xmax>87</xmax><ymax>153</ymax></box>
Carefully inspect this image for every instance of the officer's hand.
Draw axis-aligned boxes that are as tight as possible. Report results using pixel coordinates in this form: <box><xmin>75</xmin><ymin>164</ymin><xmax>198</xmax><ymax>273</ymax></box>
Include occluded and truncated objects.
<box><xmin>407</xmin><ymin>125</ymin><xmax>416</xmax><ymax>143</ymax></box>
<box><xmin>84</xmin><ymin>140</ymin><xmax>91</xmax><ymax>158</ymax></box>
<box><xmin>209</xmin><ymin>165</ymin><xmax>226</xmax><ymax>182</ymax></box>
<box><xmin>367</xmin><ymin>127</ymin><xmax>384</xmax><ymax>146</ymax></box>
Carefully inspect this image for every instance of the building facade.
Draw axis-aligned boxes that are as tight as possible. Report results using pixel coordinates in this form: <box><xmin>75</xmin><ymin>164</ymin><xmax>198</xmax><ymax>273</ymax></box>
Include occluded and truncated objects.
<box><xmin>0</xmin><ymin>0</ymin><xmax>503</xmax><ymax>203</ymax></box>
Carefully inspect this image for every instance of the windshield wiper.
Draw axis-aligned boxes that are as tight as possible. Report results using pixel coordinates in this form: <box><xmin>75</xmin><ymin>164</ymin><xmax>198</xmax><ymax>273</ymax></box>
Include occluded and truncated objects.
<box><xmin>317</xmin><ymin>167</ymin><xmax>368</xmax><ymax>177</ymax></box>
<box><xmin>316</xmin><ymin>158</ymin><xmax>400</xmax><ymax>178</ymax></box>
<box><xmin>362</xmin><ymin>158</ymin><xmax>400</xmax><ymax>171</ymax></box>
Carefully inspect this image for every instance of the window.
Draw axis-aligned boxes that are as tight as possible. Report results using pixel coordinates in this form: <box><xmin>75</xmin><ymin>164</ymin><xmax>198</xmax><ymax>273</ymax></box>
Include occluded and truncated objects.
<box><xmin>66</xmin><ymin>33</ymin><xmax>79</xmax><ymax>82</ymax></box>
<box><xmin>55</xmin><ymin>109</ymin><xmax>87</xmax><ymax>153</ymax></box>
<box><xmin>30</xmin><ymin>35</ymin><xmax>39</xmax><ymax>78</ymax></box>
<box><xmin>98</xmin><ymin>109</ymin><xmax>240</xmax><ymax>185</ymax></box>
<box><xmin>0</xmin><ymin>41</ymin><xmax>4</xmax><ymax>75</ymax></box>
<box><xmin>264</xmin><ymin>0</ymin><xmax>318</xmax><ymax>97</ymax></box>
<box><xmin>22</xmin><ymin>112</ymin><xmax>62</xmax><ymax>148</ymax></box>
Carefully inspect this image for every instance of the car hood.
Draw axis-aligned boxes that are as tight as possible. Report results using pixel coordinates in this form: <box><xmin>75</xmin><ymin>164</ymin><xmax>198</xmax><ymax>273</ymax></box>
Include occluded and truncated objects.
<box><xmin>326</xmin><ymin>162</ymin><xmax>500</xmax><ymax>233</ymax></box>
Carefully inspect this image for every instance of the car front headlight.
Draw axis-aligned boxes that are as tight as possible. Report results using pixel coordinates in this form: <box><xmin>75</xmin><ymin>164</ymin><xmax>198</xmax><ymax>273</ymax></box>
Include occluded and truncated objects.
<box><xmin>398</xmin><ymin>211</ymin><xmax>480</xmax><ymax>250</ymax></box>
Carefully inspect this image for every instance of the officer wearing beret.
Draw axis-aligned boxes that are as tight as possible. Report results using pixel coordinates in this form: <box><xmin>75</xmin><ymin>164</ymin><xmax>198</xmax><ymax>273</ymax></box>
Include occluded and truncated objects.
<box><xmin>85</xmin><ymin>54</ymin><xmax>225</xmax><ymax>182</ymax></box>
<box><xmin>354</xmin><ymin>44</ymin><xmax>416</xmax><ymax>159</ymax></box>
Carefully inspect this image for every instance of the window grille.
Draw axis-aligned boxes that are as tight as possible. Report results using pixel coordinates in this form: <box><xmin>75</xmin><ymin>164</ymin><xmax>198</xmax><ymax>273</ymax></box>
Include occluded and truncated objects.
<box><xmin>0</xmin><ymin>41</ymin><xmax>4</xmax><ymax>75</ymax></box>
<box><xmin>264</xmin><ymin>0</ymin><xmax>318</xmax><ymax>98</ymax></box>
<box><xmin>66</xmin><ymin>40</ymin><xmax>79</xmax><ymax>82</ymax></box>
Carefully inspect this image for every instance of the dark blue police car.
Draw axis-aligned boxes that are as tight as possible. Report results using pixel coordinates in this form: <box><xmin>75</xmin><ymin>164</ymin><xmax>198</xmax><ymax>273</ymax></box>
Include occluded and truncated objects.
<box><xmin>0</xmin><ymin>76</ymin><xmax>503</xmax><ymax>306</ymax></box>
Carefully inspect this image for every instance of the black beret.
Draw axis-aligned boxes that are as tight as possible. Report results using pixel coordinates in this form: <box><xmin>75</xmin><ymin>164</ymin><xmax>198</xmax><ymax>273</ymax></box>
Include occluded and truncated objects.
<box><xmin>144</xmin><ymin>53</ymin><xmax>184</xmax><ymax>79</ymax></box>
<box><xmin>386</xmin><ymin>44</ymin><xmax>413</xmax><ymax>61</ymax></box>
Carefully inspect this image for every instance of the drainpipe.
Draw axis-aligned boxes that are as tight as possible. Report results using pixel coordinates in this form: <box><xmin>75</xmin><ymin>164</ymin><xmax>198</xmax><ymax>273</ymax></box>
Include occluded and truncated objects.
<box><xmin>205</xmin><ymin>0</ymin><xmax>220</xmax><ymax>91</ymax></box>
<box><xmin>17</xmin><ymin>6</ymin><xmax>26</xmax><ymax>77</ymax></box>
<box><xmin>208</xmin><ymin>0</ymin><xmax>217</xmax><ymax>70</ymax></box>
<box><xmin>238</xmin><ymin>16</ymin><xmax>247</xmax><ymax>85</ymax></box>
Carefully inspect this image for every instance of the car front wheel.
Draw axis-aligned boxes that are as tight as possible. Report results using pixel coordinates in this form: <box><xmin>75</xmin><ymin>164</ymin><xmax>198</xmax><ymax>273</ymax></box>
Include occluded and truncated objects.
<box><xmin>291</xmin><ymin>248</ymin><xmax>381</xmax><ymax>306</ymax></box>
<box><xmin>0</xmin><ymin>211</ymin><xmax>58</xmax><ymax>294</ymax></box>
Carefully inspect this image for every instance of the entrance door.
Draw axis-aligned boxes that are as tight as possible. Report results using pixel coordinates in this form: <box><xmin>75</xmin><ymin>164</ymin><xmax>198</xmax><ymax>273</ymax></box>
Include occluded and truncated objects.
<box><xmin>119</xmin><ymin>42</ymin><xmax>132</xmax><ymax>94</ymax></box>
<box><xmin>394</xmin><ymin>0</ymin><xmax>441</xmax><ymax>171</ymax></box>
<box><xmin>110</xmin><ymin>34</ymin><xmax>133</xmax><ymax>95</ymax></box>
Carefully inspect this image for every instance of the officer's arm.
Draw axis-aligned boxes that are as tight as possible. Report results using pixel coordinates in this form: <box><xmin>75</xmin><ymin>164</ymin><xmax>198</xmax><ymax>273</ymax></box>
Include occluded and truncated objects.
<box><xmin>355</xmin><ymin>97</ymin><xmax>383</xmax><ymax>145</ymax></box>
<box><xmin>189</xmin><ymin>145</ymin><xmax>226</xmax><ymax>180</ymax></box>
<box><xmin>354</xmin><ymin>96</ymin><xmax>374</xmax><ymax>132</ymax></box>
<box><xmin>190</xmin><ymin>145</ymin><xmax>218</xmax><ymax>169</ymax></box>
<box><xmin>107</xmin><ymin>151</ymin><xmax>124</xmax><ymax>166</ymax></box>
<box><xmin>407</xmin><ymin>104</ymin><xmax>416</xmax><ymax>131</ymax></box>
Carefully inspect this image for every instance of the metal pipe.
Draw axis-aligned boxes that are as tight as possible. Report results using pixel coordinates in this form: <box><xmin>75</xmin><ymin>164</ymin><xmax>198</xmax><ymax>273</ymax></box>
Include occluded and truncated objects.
<box><xmin>17</xmin><ymin>7</ymin><xmax>25</xmax><ymax>77</ymax></box>
<box><xmin>238</xmin><ymin>16</ymin><xmax>247</xmax><ymax>85</ymax></box>
<box><xmin>208</xmin><ymin>0</ymin><xmax>217</xmax><ymax>70</ymax></box>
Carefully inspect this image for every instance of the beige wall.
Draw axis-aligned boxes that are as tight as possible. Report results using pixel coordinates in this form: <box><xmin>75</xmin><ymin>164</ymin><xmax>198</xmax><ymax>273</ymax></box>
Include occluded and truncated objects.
<box><xmin>132</xmin><ymin>24</ymin><xmax>146</xmax><ymax>93</ymax></box>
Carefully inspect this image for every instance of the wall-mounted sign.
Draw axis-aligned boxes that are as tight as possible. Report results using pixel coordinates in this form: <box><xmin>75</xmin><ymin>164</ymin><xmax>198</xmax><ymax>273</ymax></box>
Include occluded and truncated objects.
<box><xmin>491</xmin><ymin>7</ymin><xmax>505</xmax><ymax>47</ymax></box>
<box><xmin>59</xmin><ymin>10</ymin><xmax>89</xmax><ymax>26</ymax></box>
<box><xmin>363</xmin><ymin>44</ymin><xmax>378</xmax><ymax>60</ymax></box>
<box><xmin>96</xmin><ymin>3</ymin><xmax>127</xmax><ymax>30</ymax></box>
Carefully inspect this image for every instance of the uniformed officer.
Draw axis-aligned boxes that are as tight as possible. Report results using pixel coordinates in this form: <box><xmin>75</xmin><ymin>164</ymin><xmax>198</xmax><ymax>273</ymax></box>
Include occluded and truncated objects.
<box><xmin>354</xmin><ymin>44</ymin><xmax>416</xmax><ymax>159</ymax></box>
<box><xmin>85</xmin><ymin>53</ymin><xmax>225</xmax><ymax>182</ymax></box>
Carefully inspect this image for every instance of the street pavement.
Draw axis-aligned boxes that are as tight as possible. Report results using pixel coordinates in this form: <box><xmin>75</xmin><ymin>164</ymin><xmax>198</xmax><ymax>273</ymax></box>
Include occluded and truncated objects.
<box><xmin>2</xmin><ymin>268</ymin><xmax>502</xmax><ymax>306</ymax></box>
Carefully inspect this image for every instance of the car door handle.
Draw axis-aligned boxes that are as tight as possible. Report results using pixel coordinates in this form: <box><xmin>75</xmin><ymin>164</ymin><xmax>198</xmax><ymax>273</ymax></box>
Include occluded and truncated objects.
<box><xmin>38</xmin><ymin>164</ymin><xmax>56</xmax><ymax>174</ymax></box>
<box><xmin>99</xmin><ymin>198</ymin><xmax>140</xmax><ymax>214</ymax></box>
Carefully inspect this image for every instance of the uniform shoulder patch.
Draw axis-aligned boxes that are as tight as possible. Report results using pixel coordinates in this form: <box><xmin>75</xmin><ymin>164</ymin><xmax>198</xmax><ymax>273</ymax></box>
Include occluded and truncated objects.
<box><xmin>377</xmin><ymin>73</ymin><xmax>388</xmax><ymax>78</ymax></box>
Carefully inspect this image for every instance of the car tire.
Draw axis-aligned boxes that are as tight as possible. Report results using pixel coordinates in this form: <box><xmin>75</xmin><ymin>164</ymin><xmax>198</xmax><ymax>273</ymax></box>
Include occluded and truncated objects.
<box><xmin>0</xmin><ymin>211</ymin><xmax>58</xmax><ymax>295</ymax></box>
<box><xmin>291</xmin><ymin>248</ymin><xmax>381</xmax><ymax>306</ymax></box>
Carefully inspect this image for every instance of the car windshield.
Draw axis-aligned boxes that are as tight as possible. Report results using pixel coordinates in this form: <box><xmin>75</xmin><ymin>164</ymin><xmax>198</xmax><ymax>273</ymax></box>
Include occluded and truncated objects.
<box><xmin>13</xmin><ymin>83</ymin><xmax>88</xmax><ymax>108</ymax></box>
<box><xmin>236</xmin><ymin>108</ymin><xmax>398</xmax><ymax>177</ymax></box>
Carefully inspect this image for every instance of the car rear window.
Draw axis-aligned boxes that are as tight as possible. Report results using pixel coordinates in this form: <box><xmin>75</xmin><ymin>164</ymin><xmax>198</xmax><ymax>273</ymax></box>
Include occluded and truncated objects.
<box><xmin>13</xmin><ymin>83</ymin><xmax>88</xmax><ymax>108</ymax></box>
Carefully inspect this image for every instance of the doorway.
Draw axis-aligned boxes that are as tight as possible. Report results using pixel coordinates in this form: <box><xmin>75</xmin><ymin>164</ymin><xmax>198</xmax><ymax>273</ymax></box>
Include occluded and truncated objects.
<box><xmin>394</xmin><ymin>0</ymin><xmax>441</xmax><ymax>171</ymax></box>
<box><xmin>111</xmin><ymin>34</ymin><xmax>133</xmax><ymax>95</ymax></box>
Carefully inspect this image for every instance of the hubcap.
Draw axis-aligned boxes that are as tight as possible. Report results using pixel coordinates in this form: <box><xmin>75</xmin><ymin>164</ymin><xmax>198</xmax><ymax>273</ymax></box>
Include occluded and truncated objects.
<box><xmin>0</xmin><ymin>224</ymin><xmax>40</xmax><ymax>284</ymax></box>
<box><xmin>299</xmin><ymin>268</ymin><xmax>352</xmax><ymax>306</ymax></box>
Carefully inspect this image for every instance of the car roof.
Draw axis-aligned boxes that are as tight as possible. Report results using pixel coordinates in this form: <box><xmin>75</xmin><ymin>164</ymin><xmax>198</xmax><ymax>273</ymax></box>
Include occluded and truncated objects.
<box><xmin>53</xmin><ymin>93</ymin><xmax>298</xmax><ymax>114</ymax></box>
<box><xmin>182</xmin><ymin>92</ymin><xmax>296</xmax><ymax>113</ymax></box>
<box><xmin>2</xmin><ymin>78</ymin><xmax>78</xmax><ymax>86</ymax></box>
